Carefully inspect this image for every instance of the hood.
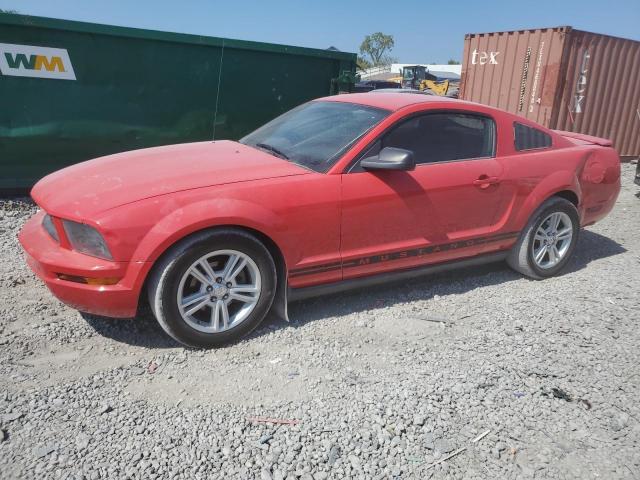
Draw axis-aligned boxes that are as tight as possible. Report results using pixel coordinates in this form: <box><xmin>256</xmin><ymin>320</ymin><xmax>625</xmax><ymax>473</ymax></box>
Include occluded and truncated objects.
<box><xmin>31</xmin><ymin>140</ymin><xmax>310</xmax><ymax>218</ymax></box>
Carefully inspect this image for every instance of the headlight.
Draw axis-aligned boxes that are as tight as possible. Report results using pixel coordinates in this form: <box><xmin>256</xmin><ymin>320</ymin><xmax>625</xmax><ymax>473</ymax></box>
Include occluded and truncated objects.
<box><xmin>62</xmin><ymin>220</ymin><xmax>113</xmax><ymax>260</ymax></box>
<box><xmin>42</xmin><ymin>214</ymin><xmax>59</xmax><ymax>242</ymax></box>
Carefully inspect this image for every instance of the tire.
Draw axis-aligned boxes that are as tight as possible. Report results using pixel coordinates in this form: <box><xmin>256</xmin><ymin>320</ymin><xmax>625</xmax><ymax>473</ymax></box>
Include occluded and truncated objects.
<box><xmin>147</xmin><ymin>229</ymin><xmax>277</xmax><ymax>348</ymax></box>
<box><xmin>507</xmin><ymin>197</ymin><xmax>580</xmax><ymax>279</ymax></box>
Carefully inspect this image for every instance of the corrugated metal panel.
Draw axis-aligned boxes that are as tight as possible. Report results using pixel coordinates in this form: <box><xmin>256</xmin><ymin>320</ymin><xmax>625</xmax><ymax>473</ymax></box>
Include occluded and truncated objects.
<box><xmin>553</xmin><ymin>30</ymin><xmax>640</xmax><ymax>157</ymax></box>
<box><xmin>460</xmin><ymin>27</ymin><xmax>568</xmax><ymax>125</ymax></box>
<box><xmin>460</xmin><ymin>26</ymin><xmax>640</xmax><ymax>157</ymax></box>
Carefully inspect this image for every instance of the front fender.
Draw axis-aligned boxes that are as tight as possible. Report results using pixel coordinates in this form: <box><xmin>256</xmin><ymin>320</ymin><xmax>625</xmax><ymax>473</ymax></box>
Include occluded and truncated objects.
<box><xmin>131</xmin><ymin>197</ymin><xmax>288</xmax><ymax>263</ymax></box>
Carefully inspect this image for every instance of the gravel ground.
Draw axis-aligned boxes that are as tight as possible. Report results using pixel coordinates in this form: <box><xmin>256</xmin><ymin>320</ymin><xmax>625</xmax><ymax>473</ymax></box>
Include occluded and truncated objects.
<box><xmin>1</xmin><ymin>163</ymin><xmax>639</xmax><ymax>480</ymax></box>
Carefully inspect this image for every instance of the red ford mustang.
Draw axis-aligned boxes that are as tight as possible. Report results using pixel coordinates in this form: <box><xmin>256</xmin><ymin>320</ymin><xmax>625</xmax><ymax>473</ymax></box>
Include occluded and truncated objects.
<box><xmin>19</xmin><ymin>93</ymin><xmax>621</xmax><ymax>347</ymax></box>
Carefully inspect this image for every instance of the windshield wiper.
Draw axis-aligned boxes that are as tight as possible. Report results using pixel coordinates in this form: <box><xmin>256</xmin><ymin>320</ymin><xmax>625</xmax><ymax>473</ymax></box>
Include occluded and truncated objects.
<box><xmin>256</xmin><ymin>143</ymin><xmax>289</xmax><ymax>160</ymax></box>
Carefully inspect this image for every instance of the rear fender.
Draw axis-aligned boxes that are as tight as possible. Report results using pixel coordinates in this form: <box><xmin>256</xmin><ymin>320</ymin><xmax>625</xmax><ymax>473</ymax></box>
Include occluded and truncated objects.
<box><xmin>578</xmin><ymin>148</ymin><xmax>621</xmax><ymax>224</ymax></box>
<box><xmin>513</xmin><ymin>170</ymin><xmax>582</xmax><ymax>229</ymax></box>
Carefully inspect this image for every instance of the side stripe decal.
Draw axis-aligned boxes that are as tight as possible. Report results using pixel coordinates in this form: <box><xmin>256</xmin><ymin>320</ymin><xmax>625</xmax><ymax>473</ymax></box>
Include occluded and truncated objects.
<box><xmin>289</xmin><ymin>231</ymin><xmax>519</xmax><ymax>278</ymax></box>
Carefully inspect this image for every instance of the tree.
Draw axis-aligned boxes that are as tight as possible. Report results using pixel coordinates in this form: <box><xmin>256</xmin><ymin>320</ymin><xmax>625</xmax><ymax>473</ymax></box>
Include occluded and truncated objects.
<box><xmin>447</xmin><ymin>59</ymin><xmax>461</xmax><ymax>65</ymax></box>
<box><xmin>356</xmin><ymin>56</ymin><xmax>372</xmax><ymax>72</ymax></box>
<box><xmin>360</xmin><ymin>32</ymin><xmax>395</xmax><ymax>67</ymax></box>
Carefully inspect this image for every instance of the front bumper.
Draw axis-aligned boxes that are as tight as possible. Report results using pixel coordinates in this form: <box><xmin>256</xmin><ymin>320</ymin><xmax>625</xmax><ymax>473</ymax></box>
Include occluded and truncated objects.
<box><xmin>18</xmin><ymin>211</ymin><xmax>144</xmax><ymax>318</ymax></box>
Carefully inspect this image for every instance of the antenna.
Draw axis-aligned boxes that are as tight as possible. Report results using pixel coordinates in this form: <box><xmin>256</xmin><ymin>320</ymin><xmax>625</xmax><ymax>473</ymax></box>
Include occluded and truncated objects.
<box><xmin>212</xmin><ymin>40</ymin><xmax>225</xmax><ymax>141</ymax></box>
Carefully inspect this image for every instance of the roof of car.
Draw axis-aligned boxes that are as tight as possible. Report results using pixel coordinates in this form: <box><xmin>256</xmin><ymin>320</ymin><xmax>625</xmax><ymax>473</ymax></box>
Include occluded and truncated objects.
<box><xmin>319</xmin><ymin>92</ymin><xmax>461</xmax><ymax>111</ymax></box>
<box><xmin>369</xmin><ymin>88</ymin><xmax>434</xmax><ymax>95</ymax></box>
<box><xmin>317</xmin><ymin>92</ymin><xmax>560</xmax><ymax>137</ymax></box>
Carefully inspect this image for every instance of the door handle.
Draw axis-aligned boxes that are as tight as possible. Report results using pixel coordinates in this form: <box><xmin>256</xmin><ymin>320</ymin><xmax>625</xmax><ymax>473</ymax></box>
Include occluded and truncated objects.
<box><xmin>473</xmin><ymin>175</ymin><xmax>500</xmax><ymax>189</ymax></box>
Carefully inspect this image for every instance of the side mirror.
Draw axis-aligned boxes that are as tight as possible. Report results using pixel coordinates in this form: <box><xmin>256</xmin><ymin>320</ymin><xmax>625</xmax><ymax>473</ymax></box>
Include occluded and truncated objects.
<box><xmin>361</xmin><ymin>147</ymin><xmax>415</xmax><ymax>171</ymax></box>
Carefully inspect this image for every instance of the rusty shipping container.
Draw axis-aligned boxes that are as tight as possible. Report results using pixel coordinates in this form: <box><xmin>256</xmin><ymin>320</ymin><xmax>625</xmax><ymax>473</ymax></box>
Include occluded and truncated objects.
<box><xmin>460</xmin><ymin>26</ymin><xmax>640</xmax><ymax>158</ymax></box>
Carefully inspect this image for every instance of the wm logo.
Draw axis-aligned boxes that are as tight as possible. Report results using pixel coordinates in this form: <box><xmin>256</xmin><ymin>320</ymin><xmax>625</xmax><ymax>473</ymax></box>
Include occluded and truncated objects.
<box><xmin>5</xmin><ymin>53</ymin><xmax>66</xmax><ymax>71</ymax></box>
<box><xmin>0</xmin><ymin>43</ymin><xmax>76</xmax><ymax>80</ymax></box>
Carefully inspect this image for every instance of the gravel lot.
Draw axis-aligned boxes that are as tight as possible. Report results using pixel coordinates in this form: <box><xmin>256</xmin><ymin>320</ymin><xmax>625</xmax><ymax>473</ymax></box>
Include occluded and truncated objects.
<box><xmin>1</xmin><ymin>163</ymin><xmax>638</xmax><ymax>480</ymax></box>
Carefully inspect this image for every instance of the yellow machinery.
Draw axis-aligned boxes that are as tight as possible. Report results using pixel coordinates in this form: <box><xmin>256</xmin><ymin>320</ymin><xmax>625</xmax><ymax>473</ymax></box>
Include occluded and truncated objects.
<box><xmin>398</xmin><ymin>65</ymin><xmax>450</xmax><ymax>96</ymax></box>
<box><xmin>421</xmin><ymin>79</ymin><xmax>449</xmax><ymax>95</ymax></box>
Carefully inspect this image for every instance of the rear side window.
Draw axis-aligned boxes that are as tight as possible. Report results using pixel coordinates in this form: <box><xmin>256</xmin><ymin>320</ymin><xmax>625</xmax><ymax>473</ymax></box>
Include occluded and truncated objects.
<box><xmin>381</xmin><ymin>113</ymin><xmax>495</xmax><ymax>164</ymax></box>
<box><xmin>514</xmin><ymin>122</ymin><xmax>552</xmax><ymax>151</ymax></box>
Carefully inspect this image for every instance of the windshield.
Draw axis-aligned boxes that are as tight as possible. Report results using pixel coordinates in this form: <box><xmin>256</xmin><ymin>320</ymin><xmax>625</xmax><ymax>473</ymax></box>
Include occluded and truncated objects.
<box><xmin>240</xmin><ymin>101</ymin><xmax>389</xmax><ymax>172</ymax></box>
<box><xmin>403</xmin><ymin>68</ymin><xmax>415</xmax><ymax>79</ymax></box>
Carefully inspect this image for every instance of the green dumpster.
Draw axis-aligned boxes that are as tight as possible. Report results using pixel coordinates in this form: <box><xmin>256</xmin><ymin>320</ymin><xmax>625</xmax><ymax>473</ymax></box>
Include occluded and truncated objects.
<box><xmin>0</xmin><ymin>14</ymin><xmax>356</xmax><ymax>190</ymax></box>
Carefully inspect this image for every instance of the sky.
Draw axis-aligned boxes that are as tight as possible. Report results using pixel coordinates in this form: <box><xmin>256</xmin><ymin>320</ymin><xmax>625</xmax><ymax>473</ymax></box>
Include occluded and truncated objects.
<box><xmin>1</xmin><ymin>0</ymin><xmax>639</xmax><ymax>63</ymax></box>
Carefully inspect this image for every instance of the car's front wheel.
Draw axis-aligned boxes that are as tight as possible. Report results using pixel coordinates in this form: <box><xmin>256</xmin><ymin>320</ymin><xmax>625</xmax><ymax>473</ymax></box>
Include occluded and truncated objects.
<box><xmin>507</xmin><ymin>197</ymin><xmax>580</xmax><ymax>279</ymax></box>
<box><xmin>148</xmin><ymin>229</ymin><xmax>277</xmax><ymax>348</ymax></box>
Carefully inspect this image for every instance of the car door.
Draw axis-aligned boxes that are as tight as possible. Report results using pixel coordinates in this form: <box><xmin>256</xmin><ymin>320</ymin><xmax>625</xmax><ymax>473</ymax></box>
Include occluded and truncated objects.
<box><xmin>340</xmin><ymin>110</ymin><xmax>509</xmax><ymax>280</ymax></box>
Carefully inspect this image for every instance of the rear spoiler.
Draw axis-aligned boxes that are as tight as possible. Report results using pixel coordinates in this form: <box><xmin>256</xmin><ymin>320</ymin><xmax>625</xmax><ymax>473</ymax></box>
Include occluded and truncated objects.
<box><xmin>555</xmin><ymin>130</ymin><xmax>613</xmax><ymax>147</ymax></box>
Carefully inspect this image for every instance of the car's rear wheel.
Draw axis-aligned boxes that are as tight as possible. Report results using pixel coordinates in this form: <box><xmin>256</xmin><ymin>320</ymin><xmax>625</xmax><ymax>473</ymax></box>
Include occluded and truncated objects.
<box><xmin>507</xmin><ymin>197</ymin><xmax>579</xmax><ymax>279</ymax></box>
<box><xmin>147</xmin><ymin>229</ymin><xmax>276</xmax><ymax>348</ymax></box>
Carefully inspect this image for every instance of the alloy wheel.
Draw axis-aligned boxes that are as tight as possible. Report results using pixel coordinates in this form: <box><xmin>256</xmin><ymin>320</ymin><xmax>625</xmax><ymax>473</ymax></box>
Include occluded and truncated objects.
<box><xmin>532</xmin><ymin>212</ymin><xmax>573</xmax><ymax>269</ymax></box>
<box><xmin>176</xmin><ymin>250</ymin><xmax>261</xmax><ymax>333</ymax></box>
